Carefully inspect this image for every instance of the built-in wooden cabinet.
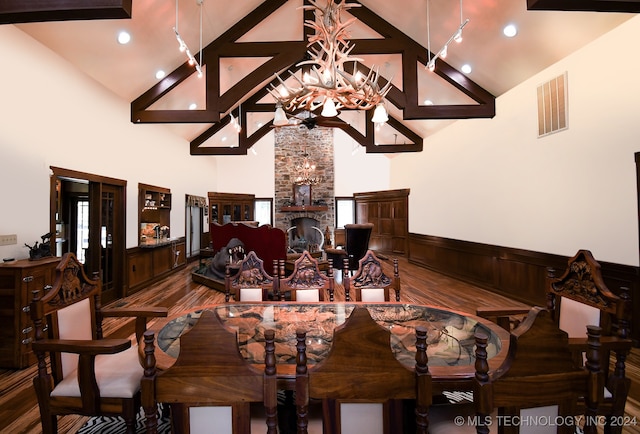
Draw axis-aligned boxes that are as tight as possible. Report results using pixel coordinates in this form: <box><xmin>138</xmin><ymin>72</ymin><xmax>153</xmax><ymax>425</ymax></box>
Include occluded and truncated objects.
<box><xmin>355</xmin><ymin>189</ymin><xmax>409</xmax><ymax>256</ymax></box>
<box><xmin>127</xmin><ymin>240</ymin><xmax>185</xmax><ymax>295</ymax></box>
<box><xmin>0</xmin><ymin>257</ymin><xmax>60</xmax><ymax>368</ymax></box>
<box><xmin>127</xmin><ymin>183</ymin><xmax>185</xmax><ymax>294</ymax></box>
<box><xmin>139</xmin><ymin>183</ymin><xmax>172</xmax><ymax>244</ymax></box>
<box><xmin>208</xmin><ymin>192</ymin><xmax>255</xmax><ymax>225</ymax></box>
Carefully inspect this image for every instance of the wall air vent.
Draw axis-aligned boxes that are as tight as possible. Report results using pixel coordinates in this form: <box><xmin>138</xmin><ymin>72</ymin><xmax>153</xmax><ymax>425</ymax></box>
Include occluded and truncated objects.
<box><xmin>537</xmin><ymin>72</ymin><xmax>568</xmax><ymax>137</ymax></box>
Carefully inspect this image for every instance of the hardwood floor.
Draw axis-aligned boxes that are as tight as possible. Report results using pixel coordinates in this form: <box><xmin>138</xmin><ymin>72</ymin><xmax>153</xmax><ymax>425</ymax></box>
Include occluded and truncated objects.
<box><xmin>1</xmin><ymin>256</ymin><xmax>638</xmax><ymax>433</ymax></box>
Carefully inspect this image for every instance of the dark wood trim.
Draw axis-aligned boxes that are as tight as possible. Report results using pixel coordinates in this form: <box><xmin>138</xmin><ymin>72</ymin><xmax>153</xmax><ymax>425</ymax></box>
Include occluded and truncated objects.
<box><xmin>527</xmin><ymin>0</ymin><xmax>640</xmax><ymax>13</ymax></box>
<box><xmin>354</xmin><ymin>188</ymin><xmax>411</xmax><ymax>202</ymax></box>
<box><xmin>408</xmin><ymin>232</ymin><xmax>640</xmax><ymax>343</ymax></box>
<box><xmin>0</xmin><ymin>0</ymin><xmax>132</xmax><ymax>24</ymax></box>
<box><xmin>50</xmin><ymin>166</ymin><xmax>126</xmax><ymax>186</ymax></box>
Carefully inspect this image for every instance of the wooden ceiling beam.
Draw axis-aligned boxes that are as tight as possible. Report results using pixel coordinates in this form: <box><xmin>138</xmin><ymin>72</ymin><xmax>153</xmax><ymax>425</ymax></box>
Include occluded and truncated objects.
<box><xmin>0</xmin><ymin>0</ymin><xmax>132</xmax><ymax>24</ymax></box>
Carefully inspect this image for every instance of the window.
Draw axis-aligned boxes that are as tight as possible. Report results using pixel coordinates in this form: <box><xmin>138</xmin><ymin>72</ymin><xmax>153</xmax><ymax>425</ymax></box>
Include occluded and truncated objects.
<box><xmin>335</xmin><ymin>197</ymin><xmax>355</xmax><ymax>228</ymax></box>
<box><xmin>254</xmin><ymin>198</ymin><xmax>273</xmax><ymax>226</ymax></box>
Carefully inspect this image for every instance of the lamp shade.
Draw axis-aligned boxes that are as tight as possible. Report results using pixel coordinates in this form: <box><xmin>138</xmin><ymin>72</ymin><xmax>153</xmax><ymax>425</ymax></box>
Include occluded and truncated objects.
<box><xmin>273</xmin><ymin>105</ymin><xmax>289</xmax><ymax>126</ymax></box>
<box><xmin>371</xmin><ymin>104</ymin><xmax>388</xmax><ymax>124</ymax></box>
<box><xmin>321</xmin><ymin>98</ymin><xmax>338</xmax><ymax>117</ymax></box>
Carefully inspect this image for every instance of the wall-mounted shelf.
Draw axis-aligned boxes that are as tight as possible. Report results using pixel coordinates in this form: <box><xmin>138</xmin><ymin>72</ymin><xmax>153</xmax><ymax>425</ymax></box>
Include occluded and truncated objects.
<box><xmin>281</xmin><ymin>206</ymin><xmax>328</xmax><ymax>212</ymax></box>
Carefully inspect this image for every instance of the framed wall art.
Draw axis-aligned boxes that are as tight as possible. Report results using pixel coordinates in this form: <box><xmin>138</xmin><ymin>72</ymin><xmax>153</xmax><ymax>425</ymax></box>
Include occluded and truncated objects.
<box><xmin>293</xmin><ymin>184</ymin><xmax>312</xmax><ymax>206</ymax></box>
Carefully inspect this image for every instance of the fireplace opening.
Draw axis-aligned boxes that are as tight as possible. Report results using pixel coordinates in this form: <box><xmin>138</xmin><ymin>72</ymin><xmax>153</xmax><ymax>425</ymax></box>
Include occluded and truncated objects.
<box><xmin>287</xmin><ymin>217</ymin><xmax>325</xmax><ymax>254</ymax></box>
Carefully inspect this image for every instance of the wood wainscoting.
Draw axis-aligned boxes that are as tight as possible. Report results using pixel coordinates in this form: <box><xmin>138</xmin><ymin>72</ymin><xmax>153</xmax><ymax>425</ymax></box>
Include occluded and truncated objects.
<box><xmin>408</xmin><ymin>233</ymin><xmax>640</xmax><ymax>343</ymax></box>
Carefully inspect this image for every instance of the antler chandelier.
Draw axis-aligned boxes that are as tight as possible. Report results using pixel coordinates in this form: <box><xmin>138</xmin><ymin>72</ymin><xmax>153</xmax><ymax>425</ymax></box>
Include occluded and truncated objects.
<box><xmin>269</xmin><ymin>0</ymin><xmax>391</xmax><ymax>125</ymax></box>
<box><xmin>293</xmin><ymin>150</ymin><xmax>323</xmax><ymax>186</ymax></box>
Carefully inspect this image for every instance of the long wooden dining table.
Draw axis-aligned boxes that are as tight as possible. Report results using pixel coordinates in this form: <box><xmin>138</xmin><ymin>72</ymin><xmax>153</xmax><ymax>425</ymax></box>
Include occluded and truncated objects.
<box><xmin>144</xmin><ymin>302</ymin><xmax>511</xmax><ymax>393</ymax></box>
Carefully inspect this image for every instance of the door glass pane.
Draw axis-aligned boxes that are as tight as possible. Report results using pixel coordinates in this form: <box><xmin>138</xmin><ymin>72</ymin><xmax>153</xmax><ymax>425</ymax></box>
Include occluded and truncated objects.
<box><xmin>76</xmin><ymin>201</ymin><xmax>89</xmax><ymax>263</ymax></box>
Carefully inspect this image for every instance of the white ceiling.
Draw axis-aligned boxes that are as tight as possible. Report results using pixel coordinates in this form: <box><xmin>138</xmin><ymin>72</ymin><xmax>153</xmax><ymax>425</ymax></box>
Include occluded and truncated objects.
<box><xmin>14</xmin><ymin>0</ymin><xmax>634</xmax><ymax>147</ymax></box>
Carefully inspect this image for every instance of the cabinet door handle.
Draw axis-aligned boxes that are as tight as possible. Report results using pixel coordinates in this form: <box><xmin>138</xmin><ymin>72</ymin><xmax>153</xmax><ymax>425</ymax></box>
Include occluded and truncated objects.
<box><xmin>22</xmin><ymin>338</ymin><xmax>32</xmax><ymax>345</ymax></box>
<box><xmin>22</xmin><ymin>326</ymin><xmax>33</xmax><ymax>334</ymax></box>
<box><xmin>22</xmin><ymin>276</ymin><xmax>34</xmax><ymax>283</ymax></box>
<box><xmin>22</xmin><ymin>305</ymin><xmax>30</xmax><ymax>313</ymax></box>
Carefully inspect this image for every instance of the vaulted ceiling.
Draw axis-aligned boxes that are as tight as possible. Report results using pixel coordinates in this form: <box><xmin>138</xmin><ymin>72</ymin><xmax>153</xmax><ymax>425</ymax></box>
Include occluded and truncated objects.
<box><xmin>3</xmin><ymin>0</ymin><xmax>637</xmax><ymax>155</ymax></box>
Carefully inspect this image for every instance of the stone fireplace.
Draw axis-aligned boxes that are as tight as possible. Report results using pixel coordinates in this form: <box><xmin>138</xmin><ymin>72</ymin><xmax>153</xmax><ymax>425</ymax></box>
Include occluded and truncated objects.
<box><xmin>274</xmin><ymin>126</ymin><xmax>334</xmax><ymax>239</ymax></box>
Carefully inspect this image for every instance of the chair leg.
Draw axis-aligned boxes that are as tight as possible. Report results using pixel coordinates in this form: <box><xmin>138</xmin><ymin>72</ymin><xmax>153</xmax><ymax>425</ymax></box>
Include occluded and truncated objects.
<box><xmin>34</xmin><ymin>378</ymin><xmax>56</xmax><ymax>434</ymax></box>
<box><xmin>122</xmin><ymin>399</ymin><xmax>138</xmax><ymax>434</ymax></box>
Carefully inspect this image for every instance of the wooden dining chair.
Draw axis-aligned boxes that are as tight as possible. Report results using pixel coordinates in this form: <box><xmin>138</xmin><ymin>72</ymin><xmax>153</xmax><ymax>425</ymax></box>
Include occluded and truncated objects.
<box><xmin>224</xmin><ymin>250</ymin><xmax>277</xmax><ymax>302</ymax></box>
<box><xmin>476</xmin><ymin>250</ymin><xmax>631</xmax><ymax>434</ymax></box>
<box><xmin>278</xmin><ymin>250</ymin><xmax>334</xmax><ymax>302</ymax></box>
<box><xmin>429</xmin><ymin>307</ymin><xmax>602</xmax><ymax>434</ymax></box>
<box><xmin>343</xmin><ymin>250</ymin><xmax>400</xmax><ymax>302</ymax></box>
<box><xmin>295</xmin><ymin>306</ymin><xmax>431</xmax><ymax>434</ymax></box>
<box><xmin>546</xmin><ymin>250</ymin><xmax>632</xmax><ymax>434</ymax></box>
<box><xmin>29</xmin><ymin>252</ymin><xmax>168</xmax><ymax>434</ymax></box>
<box><xmin>142</xmin><ymin>308</ymin><xmax>278</xmax><ymax>434</ymax></box>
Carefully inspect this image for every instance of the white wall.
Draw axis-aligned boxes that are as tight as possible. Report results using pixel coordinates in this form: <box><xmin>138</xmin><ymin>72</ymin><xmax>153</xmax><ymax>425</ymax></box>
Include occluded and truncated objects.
<box><xmin>391</xmin><ymin>15</ymin><xmax>640</xmax><ymax>266</ymax></box>
<box><xmin>333</xmin><ymin>129</ymin><xmax>391</xmax><ymax>196</ymax></box>
<box><xmin>0</xmin><ymin>26</ymin><xmax>219</xmax><ymax>260</ymax></box>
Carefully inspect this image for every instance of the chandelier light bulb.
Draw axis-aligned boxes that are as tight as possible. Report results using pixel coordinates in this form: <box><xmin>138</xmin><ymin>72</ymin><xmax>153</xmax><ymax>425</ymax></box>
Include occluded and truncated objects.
<box><xmin>321</xmin><ymin>98</ymin><xmax>338</xmax><ymax>117</ymax></box>
<box><xmin>273</xmin><ymin>104</ymin><xmax>289</xmax><ymax>126</ymax></box>
<box><xmin>440</xmin><ymin>45</ymin><xmax>448</xmax><ymax>59</ymax></box>
<box><xmin>371</xmin><ymin>103</ymin><xmax>389</xmax><ymax>124</ymax></box>
<box><xmin>322</xmin><ymin>69</ymin><xmax>332</xmax><ymax>86</ymax></box>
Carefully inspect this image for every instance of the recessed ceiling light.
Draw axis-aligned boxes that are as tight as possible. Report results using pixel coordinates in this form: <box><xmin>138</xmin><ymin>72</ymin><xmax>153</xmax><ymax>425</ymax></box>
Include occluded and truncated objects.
<box><xmin>155</xmin><ymin>70</ymin><xmax>166</xmax><ymax>80</ymax></box>
<box><xmin>189</xmin><ymin>103</ymin><xmax>197</xmax><ymax>110</ymax></box>
<box><xmin>221</xmin><ymin>136</ymin><xmax>227</xmax><ymax>142</ymax></box>
<box><xmin>424</xmin><ymin>99</ymin><xmax>434</xmax><ymax>105</ymax></box>
<box><xmin>461</xmin><ymin>64</ymin><xmax>472</xmax><ymax>74</ymax></box>
<box><xmin>503</xmin><ymin>24</ymin><xmax>517</xmax><ymax>38</ymax></box>
<box><xmin>117</xmin><ymin>31</ymin><xmax>131</xmax><ymax>45</ymax></box>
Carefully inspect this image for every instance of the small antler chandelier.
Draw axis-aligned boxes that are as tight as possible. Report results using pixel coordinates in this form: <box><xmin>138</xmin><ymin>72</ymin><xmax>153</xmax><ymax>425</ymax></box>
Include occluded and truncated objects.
<box><xmin>269</xmin><ymin>0</ymin><xmax>391</xmax><ymax>125</ymax></box>
<box><xmin>293</xmin><ymin>150</ymin><xmax>323</xmax><ymax>186</ymax></box>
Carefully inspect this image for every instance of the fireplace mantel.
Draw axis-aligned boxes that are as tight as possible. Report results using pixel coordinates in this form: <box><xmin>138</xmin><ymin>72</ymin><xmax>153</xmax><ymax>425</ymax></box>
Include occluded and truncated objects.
<box><xmin>281</xmin><ymin>205</ymin><xmax>328</xmax><ymax>212</ymax></box>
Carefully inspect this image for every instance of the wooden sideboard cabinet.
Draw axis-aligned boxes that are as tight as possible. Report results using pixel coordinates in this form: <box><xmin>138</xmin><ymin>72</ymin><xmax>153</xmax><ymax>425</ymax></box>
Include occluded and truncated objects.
<box><xmin>0</xmin><ymin>256</ymin><xmax>60</xmax><ymax>369</ymax></box>
<box><xmin>355</xmin><ymin>189</ymin><xmax>409</xmax><ymax>256</ymax></box>
<box><xmin>208</xmin><ymin>192</ymin><xmax>255</xmax><ymax>225</ymax></box>
<box><xmin>127</xmin><ymin>239</ymin><xmax>186</xmax><ymax>295</ymax></box>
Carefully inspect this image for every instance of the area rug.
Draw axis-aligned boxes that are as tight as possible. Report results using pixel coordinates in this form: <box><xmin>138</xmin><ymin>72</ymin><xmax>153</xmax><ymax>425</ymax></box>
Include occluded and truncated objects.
<box><xmin>76</xmin><ymin>405</ymin><xmax>170</xmax><ymax>434</ymax></box>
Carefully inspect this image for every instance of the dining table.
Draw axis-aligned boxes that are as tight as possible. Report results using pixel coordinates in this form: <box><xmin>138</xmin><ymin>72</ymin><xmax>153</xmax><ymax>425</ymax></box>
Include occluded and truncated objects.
<box><xmin>145</xmin><ymin>302</ymin><xmax>511</xmax><ymax>393</ymax></box>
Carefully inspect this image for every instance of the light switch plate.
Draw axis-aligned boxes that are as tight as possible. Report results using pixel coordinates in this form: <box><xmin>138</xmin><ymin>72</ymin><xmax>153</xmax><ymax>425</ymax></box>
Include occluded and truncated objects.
<box><xmin>0</xmin><ymin>234</ymin><xmax>18</xmax><ymax>246</ymax></box>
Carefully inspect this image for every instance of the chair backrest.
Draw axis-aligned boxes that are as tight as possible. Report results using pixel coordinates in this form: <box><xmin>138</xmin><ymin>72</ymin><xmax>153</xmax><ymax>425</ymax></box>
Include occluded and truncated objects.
<box><xmin>546</xmin><ymin>250</ymin><xmax>631</xmax><ymax>340</ymax></box>
<box><xmin>224</xmin><ymin>251</ymin><xmax>276</xmax><ymax>302</ymax></box>
<box><xmin>142</xmin><ymin>309</ymin><xmax>278</xmax><ymax>434</ymax></box>
<box><xmin>278</xmin><ymin>250</ymin><xmax>333</xmax><ymax>301</ymax></box>
<box><xmin>473</xmin><ymin>307</ymin><xmax>602</xmax><ymax>434</ymax></box>
<box><xmin>30</xmin><ymin>252</ymin><xmax>101</xmax><ymax>383</ymax></box>
<box><xmin>343</xmin><ymin>223</ymin><xmax>374</xmax><ymax>270</ymax></box>
<box><xmin>343</xmin><ymin>250</ymin><xmax>400</xmax><ymax>302</ymax></box>
<box><xmin>295</xmin><ymin>306</ymin><xmax>431</xmax><ymax>434</ymax></box>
